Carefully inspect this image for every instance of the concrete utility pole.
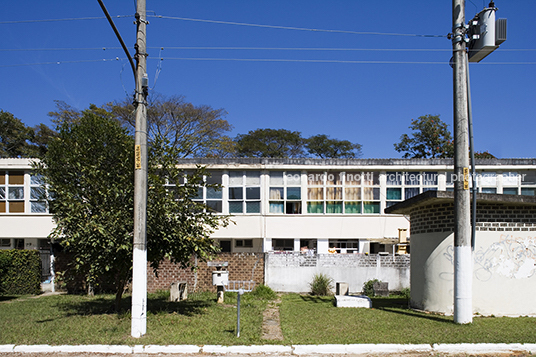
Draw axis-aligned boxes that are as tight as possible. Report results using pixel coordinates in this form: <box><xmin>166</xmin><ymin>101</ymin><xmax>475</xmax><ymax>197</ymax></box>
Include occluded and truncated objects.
<box><xmin>451</xmin><ymin>0</ymin><xmax>473</xmax><ymax>324</ymax></box>
<box><xmin>131</xmin><ymin>0</ymin><xmax>149</xmax><ymax>338</ymax></box>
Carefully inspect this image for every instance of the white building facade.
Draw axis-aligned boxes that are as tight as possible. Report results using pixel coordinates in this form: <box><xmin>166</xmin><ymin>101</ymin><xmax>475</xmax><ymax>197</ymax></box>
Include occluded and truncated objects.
<box><xmin>2</xmin><ymin>157</ymin><xmax>536</xmax><ymax>277</ymax></box>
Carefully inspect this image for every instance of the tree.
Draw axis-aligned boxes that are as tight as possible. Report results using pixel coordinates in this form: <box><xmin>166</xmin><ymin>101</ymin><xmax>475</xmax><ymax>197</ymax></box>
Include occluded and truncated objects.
<box><xmin>107</xmin><ymin>94</ymin><xmax>234</xmax><ymax>158</ymax></box>
<box><xmin>474</xmin><ymin>151</ymin><xmax>496</xmax><ymax>159</ymax></box>
<box><xmin>394</xmin><ymin>114</ymin><xmax>454</xmax><ymax>159</ymax></box>
<box><xmin>0</xmin><ymin>110</ymin><xmax>34</xmax><ymax>158</ymax></box>
<box><xmin>38</xmin><ymin>109</ymin><xmax>227</xmax><ymax>310</ymax></box>
<box><xmin>234</xmin><ymin>128</ymin><xmax>305</xmax><ymax>158</ymax></box>
<box><xmin>306</xmin><ymin>134</ymin><xmax>362</xmax><ymax>159</ymax></box>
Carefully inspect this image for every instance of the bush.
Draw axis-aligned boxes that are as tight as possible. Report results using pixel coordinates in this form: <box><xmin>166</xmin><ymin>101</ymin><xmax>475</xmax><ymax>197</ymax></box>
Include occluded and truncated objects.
<box><xmin>0</xmin><ymin>250</ymin><xmax>41</xmax><ymax>295</ymax></box>
<box><xmin>400</xmin><ymin>287</ymin><xmax>410</xmax><ymax>299</ymax></box>
<box><xmin>309</xmin><ymin>273</ymin><xmax>334</xmax><ymax>296</ymax></box>
<box><xmin>363</xmin><ymin>278</ymin><xmax>380</xmax><ymax>297</ymax></box>
<box><xmin>251</xmin><ymin>284</ymin><xmax>277</xmax><ymax>300</ymax></box>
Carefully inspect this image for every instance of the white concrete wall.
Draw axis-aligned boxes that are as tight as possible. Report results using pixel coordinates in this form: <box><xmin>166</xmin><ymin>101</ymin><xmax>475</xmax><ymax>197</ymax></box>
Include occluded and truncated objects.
<box><xmin>0</xmin><ymin>215</ymin><xmax>55</xmax><ymax>238</ymax></box>
<box><xmin>411</xmin><ymin>231</ymin><xmax>536</xmax><ymax>317</ymax></box>
<box><xmin>265</xmin><ymin>253</ymin><xmax>410</xmax><ymax>293</ymax></box>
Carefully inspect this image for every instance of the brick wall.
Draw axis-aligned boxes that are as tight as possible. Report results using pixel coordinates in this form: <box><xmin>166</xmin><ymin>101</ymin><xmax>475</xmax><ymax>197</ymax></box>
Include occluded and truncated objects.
<box><xmin>410</xmin><ymin>202</ymin><xmax>536</xmax><ymax>235</ymax></box>
<box><xmin>147</xmin><ymin>252</ymin><xmax>264</xmax><ymax>293</ymax></box>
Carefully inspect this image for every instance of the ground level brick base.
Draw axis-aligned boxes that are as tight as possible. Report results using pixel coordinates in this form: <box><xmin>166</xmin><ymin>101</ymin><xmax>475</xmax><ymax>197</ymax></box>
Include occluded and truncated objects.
<box><xmin>147</xmin><ymin>252</ymin><xmax>264</xmax><ymax>293</ymax></box>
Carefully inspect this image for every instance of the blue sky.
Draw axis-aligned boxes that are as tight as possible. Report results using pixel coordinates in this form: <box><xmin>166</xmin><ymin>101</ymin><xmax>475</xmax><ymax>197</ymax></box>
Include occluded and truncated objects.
<box><xmin>1</xmin><ymin>1</ymin><xmax>534</xmax><ymax>158</ymax></box>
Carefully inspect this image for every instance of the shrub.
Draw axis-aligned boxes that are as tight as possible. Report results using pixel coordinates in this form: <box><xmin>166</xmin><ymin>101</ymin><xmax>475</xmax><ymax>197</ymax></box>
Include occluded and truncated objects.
<box><xmin>251</xmin><ymin>284</ymin><xmax>277</xmax><ymax>300</ymax></box>
<box><xmin>309</xmin><ymin>273</ymin><xmax>334</xmax><ymax>296</ymax></box>
<box><xmin>0</xmin><ymin>250</ymin><xmax>41</xmax><ymax>295</ymax></box>
<box><xmin>363</xmin><ymin>278</ymin><xmax>380</xmax><ymax>297</ymax></box>
<box><xmin>400</xmin><ymin>287</ymin><xmax>410</xmax><ymax>299</ymax></box>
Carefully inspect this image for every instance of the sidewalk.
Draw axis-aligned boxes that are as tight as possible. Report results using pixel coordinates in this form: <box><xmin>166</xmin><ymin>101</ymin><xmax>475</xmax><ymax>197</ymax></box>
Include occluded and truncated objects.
<box><xmin>2</xmin><ymin>343</ymin><xmax>536</xmax><ymax>356</ymax></box>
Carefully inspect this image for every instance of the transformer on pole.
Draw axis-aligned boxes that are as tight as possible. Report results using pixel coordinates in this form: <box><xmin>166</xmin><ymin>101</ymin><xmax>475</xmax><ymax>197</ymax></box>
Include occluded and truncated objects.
<box><xmin>467</xmin><ymin>2</ymin><xmax>507</xmax><ymax>62</ymax></box>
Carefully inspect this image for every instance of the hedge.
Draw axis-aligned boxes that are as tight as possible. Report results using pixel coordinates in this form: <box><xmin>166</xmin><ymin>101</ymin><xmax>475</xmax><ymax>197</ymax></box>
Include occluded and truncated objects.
<box><xmin>0</xmin><ymin>250</ymin><xmax>41</xmax><ymax>295</ymax></box>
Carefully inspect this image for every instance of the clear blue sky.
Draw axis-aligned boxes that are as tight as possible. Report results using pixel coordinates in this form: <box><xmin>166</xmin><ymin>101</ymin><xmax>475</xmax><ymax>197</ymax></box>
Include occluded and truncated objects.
<box><xmin>1</xmin><ymin>1</ymin><xmax>534</xmax><ymax>158</ymax></box>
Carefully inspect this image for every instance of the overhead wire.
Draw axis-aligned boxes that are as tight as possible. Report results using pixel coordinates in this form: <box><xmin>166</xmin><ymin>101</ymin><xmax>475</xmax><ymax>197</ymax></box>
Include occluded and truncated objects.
<box><xmin>149</xmin><ymin>14</ymin><xmax>448</xmax><ymax>38</ymax></box>
<box><xmin>0</xmin><ymin>15</ymin><xmax>132</xmax><ymax>24</ymax></box>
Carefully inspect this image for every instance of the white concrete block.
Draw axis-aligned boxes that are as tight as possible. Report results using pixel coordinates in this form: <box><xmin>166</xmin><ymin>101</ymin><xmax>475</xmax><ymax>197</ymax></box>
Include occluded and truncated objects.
<box><xmin>335</xmin><ymin>295</ymin><xmax>372</xmax><ymax>308</ymax></box>
<box><xmin>144</xmin><ymin>345</ymin><xmax>201</xmax><ymax>354</ymax></box>
<box><xmin>203</xmin><ymin>345</ymin><xmax>290</xmax><ymax>354</ymax></box>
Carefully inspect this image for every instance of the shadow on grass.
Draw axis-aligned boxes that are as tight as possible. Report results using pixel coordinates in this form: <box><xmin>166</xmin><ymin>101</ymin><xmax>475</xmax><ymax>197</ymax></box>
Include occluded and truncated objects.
<box><xmin>298</xmin><ymin>294</ymin><xmax>332</xmax><ymax>303</ymax></box>
<box><xmin>372</xmin><ymin>297</ymin><xmax>453</xmax><ymax>324</ymax></box>
<box><xmin>0</xmin><ymin>295</ymin><xmax>21</xmax><ymax>302</ymax></box>
<box><xmin>55</xmin><ymin>293</ymin><xmax>213</xmax><ymax>317</ymax></box>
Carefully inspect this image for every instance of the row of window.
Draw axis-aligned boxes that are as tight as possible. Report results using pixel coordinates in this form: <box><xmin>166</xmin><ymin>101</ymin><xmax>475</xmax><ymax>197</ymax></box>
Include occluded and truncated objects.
<box><xmin>3</xmin><ymin>169</ymin><xmax>535</xmax><ymax>215</ymax></box>
<box><xmin>191</xmin><ymin>170</ymin><xmax>536</xmax><ymax>215</ymax></box>
<box><xmin>0</xmin><ymin>171</ymin><xmax>47</xmax><ymax>214</ymax></box>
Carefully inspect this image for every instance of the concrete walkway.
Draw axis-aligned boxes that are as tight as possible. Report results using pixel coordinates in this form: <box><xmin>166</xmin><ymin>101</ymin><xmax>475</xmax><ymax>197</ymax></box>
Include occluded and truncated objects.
<box><xmin>1</xmin><ymin>343</ymin><xmax>536</xmax><ymax>356</ymax></box>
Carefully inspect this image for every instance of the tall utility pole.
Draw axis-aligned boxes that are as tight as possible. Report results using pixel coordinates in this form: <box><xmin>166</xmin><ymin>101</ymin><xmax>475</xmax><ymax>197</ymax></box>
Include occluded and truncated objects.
<box><xmin>131</xmin><ymin>0</ymin><xmax>149</xmax><ymax>338</ymax></box>
<box><xmin>451</xmin><ymin>0</ymin><xmax>472</xmax><ymax>324</ymax></box>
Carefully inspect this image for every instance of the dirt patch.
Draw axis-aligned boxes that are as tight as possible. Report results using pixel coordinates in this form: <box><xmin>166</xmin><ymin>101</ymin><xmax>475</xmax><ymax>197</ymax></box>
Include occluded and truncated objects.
<box><xmin>261</xmin><ymin>294</ymin><xmax>284</xmax><ymax>340</ymax></box>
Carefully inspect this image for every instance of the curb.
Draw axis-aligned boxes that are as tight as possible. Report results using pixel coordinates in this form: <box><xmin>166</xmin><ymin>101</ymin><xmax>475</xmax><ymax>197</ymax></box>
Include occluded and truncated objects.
<box><xmin>1</xmin><ymin>343</ymin><xmax>536</xmax><ymax>354</ymax></box>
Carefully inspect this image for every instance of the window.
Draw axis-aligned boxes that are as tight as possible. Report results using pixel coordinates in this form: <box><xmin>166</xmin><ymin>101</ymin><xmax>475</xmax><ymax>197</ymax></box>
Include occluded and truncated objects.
<box><xmin>329</xmin><ymin>239</ymin><xmax>359</xmax><ymax>254</ymax></box>
<box><xmin>191</xmin><ymin>171</ymin><xmax>223</xmax><ymax>213</ymax></box>
<box><xmin>307</xmin><ymin>171</ymin><xmax>379</xmax><ymax>214</ymax></box>
<box><xmin>235</xmin><ymin>239</ymin><xmax>253</xmax><ymax>248</ymax></box>
<box><xmin>503</xmin><ymin>187</ymin><xmax>518</xmax><ymax>195</ymax></box>
<box><xmin>272</xmin><ymin>239</ymin><xmax>294</xmax><ymax>251</ymax></box>
<box><xmin>0</xmin><ymin>239</ymin><xmax>11</xmax><ymax>248</ymax></box>
<box><xmin>481</xmin><ymin>187</ymin><xmax>497</xmax><ymax>194</ymax></box>
<box><xmin>228</xmin><ymin>171</ymin><xmax>261</xmax><ymax>214</ymax></box>
<box><xmin>0</xmin><ymin>171</ymin><xmax>25</xmax><ymax>213</ymax></box>
<box><xmin>30</xmin><ymin>174</ymin><xmax>47</xmax><ymax>213</ymax></box>
<box><xmin>269</xmin><ymin>171</ymin><xmax>302</xmax><ymax>214</ymax></box>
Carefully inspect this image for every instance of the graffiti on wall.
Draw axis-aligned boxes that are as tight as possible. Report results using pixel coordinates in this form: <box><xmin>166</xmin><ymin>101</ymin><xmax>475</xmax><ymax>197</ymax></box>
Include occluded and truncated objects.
<box><xmin>474</xmin><ymin>234</ymin><xmax>536</xmax><ymax>281</ymax></box>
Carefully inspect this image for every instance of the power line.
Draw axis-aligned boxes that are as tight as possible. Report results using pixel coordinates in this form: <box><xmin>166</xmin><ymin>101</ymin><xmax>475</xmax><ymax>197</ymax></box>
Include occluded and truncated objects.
<box><xmin>2</xmin><ymin>46</ymin><xmax>535</xmax><ymax>52</ymax></box>
<box><xmin>150</xmin><ymin>14</ymin><xmax>447</xmax><ymax>38</ymax></box>
<box><xmin>1</xmin><ymin>57</ymin><xmax>535</xmax><ymax>68</ymax></box>
<box><xmin>0</xmin><ymin>15</ymin><xmax>132</xmax><ymax>24</ymax></box>
<box><xmin>0</xmin><ymin>58</ymin><xmax>121</xmax><ymax>68</ymax></box>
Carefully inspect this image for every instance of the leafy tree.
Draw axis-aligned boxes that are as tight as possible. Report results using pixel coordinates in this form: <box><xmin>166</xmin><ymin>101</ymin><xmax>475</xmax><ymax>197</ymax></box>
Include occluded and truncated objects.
<box><xmin>234</xmin><ymin>128</ymin><xmax>305</xmax><ymax>158</ymax></box>
<box><xmin>38</xmin><ymin>109</ymin><xmax>227</xmax><ymax>310</ymax></box>
<box><xmin>394</xmin><ymin>114</ymin><xmax>454</xmax><ymax>158</ymax></box>
<box><xmin>107</xmin><ymin>94</ymin><xmax>234</xmax><ymax>158</ymax></box>
<box><xmin>27</xmin><ymin>123</ymin><xmax>58</xmax><ymax>158</ymax></box>
<box><xmin>306</xmin><ymin>134</ymin><xmax>362</xmax><ymax>158</ymax></box>
<box><xmin>0</xmin><ymin>110</ymin><xmax>34</xmax><ymax>158</ymax></box>
<box><xmin>474</xmin><ymin>151</ymin><xmax>496</xmax><ymax>159</ymax></box>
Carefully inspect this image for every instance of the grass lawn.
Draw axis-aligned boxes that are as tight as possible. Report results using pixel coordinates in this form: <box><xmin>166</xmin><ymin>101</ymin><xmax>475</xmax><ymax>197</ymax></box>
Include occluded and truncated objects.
<box><xmin>280</xmin><ymin>294</ymin><xmax>536</xmax><ymax>344</ymax></box>
<box><xmin>1</xmin><ymin>291</ymin><xmax>535</xmax><ymax>345</ymax></box>
<box><xmin>0</xmin><ymin>291</ymin><xmax>267</xmax><ymax>345</ymax></box>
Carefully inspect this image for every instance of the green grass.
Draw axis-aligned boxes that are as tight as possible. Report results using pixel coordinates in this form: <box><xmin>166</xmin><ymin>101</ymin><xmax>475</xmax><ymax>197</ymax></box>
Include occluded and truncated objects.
<box><xmin>1</xmin><ymin>292</ymin><xmax>535</xmax><ymax>345</ymax></box>
<box><xmin>0</xmin><ymin>291</ymin><xmax>269</xmax><ymax>345</ymax></box>
<box><xmin>280</xmin><ymin>294</ymin><xmax>536</xmax><ymax>344</ymax></box>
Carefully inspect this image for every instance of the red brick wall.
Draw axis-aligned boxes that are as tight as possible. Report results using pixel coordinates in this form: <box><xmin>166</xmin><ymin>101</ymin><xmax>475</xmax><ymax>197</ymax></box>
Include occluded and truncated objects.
<box><xmin>147</xmin><ymin>252</ymin><xmax>265</xmax><ymax>293</ymax></box>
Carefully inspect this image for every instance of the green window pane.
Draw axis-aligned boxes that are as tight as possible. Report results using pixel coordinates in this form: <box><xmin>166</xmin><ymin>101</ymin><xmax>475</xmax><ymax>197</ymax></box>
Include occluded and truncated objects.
<box><xmin>326</xmin><ymin>201</ymin><xmax>342</xmax><ymax>214</ymax></box>
<box><xmin>363</xmin><ymin>201</ymin><xmax>380</xmax><ymax>214</ymax></box>
<box><xmin>307</xmin><ymin>202</ymin><xmax>323</xmax><ymax>214</ymax></box>
<box><xmin>386</xmin><ymin>188</ymin><xmax>401</xmax><ymax>200</ymax></box>
<box><xmin>345</xmin><ymin>202</ymin><xmax>361</xmax><ymax>214</ymax></box>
